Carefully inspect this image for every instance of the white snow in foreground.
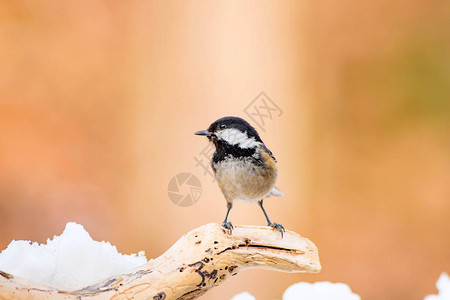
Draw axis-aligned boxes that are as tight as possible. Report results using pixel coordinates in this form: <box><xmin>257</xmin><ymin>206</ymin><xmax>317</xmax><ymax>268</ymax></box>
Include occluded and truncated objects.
<box><xmin>230</xmin><ymin>281</ymin><xmax>360</xmax><ymax>300</ymax></box>
<box><xmin>0</xmin><ymin>222</ymin><xmax>147</xmax><ymax>290</ymax></box>
<box><xmin>230</xmin><ymin>291</ymin><xmax>256</xmax><ymax>300</ymax></box>
<box><xmin>424</xmin><ymin>273</ymin><xmax>450</xmax><ymax>300</ymax></box>
<box><xmin>232</xmin><ymin>273</ymin><xmax>450</xmax><ymax>300</ymax></box>
<box><xmin>283</xmin><ymin>281</ymin><xmax>361</xmax><ymax>300</ymax></box>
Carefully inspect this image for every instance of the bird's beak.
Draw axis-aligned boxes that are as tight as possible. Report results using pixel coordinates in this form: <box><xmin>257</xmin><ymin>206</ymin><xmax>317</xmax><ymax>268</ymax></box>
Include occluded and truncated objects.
<box><xmin>194</xmin><ymin>130</ymin><xmax>212</xmax><ymax>136</ymax></box>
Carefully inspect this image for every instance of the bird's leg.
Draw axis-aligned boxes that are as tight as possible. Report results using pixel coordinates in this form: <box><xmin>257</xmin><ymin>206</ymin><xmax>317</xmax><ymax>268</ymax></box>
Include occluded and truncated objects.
<box><xmin>258</xmin><ymin>199</ymin><xmax>285</xmax><ymax>238</ymax></box>
<box><xmin>222</xmin><ymin>202</ymin><xmax>233</xmax><ymax>234</ymax></box>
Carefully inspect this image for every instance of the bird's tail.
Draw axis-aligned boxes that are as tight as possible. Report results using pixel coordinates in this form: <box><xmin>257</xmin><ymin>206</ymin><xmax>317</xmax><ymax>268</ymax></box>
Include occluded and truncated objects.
<box><xmin>265</xmin><ymin>186</ymin><xmax>284</xmax><ymax>198</ymax></box>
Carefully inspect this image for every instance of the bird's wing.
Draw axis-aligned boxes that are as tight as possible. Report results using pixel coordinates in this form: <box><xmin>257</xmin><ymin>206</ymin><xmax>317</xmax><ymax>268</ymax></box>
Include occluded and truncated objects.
<box><xmin>261</xmin><ymin>145</ymin><xmax>277</xmax><ymax>162</ymax></box>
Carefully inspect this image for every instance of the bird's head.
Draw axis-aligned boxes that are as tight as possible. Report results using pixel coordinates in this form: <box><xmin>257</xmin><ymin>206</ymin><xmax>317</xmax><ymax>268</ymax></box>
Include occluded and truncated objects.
<box><xmin>195</xmin><ymin>116</ymin><xmax>263</xmax><ymax>149</ymax></box>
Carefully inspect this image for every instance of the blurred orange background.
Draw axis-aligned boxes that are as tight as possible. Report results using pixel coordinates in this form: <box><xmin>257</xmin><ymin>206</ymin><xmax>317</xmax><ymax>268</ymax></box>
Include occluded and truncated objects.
<box><xmin>1</xmin><ymin>1</ymin><xmax>449</xmax><ymax>299</ymax></box>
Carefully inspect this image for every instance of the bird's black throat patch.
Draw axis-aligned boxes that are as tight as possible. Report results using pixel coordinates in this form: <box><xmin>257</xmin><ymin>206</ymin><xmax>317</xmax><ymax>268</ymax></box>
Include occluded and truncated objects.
<box><xmin>211</xmin><ymin>141</ymin><xmax>259</xmax><ymax>166</ymax></box>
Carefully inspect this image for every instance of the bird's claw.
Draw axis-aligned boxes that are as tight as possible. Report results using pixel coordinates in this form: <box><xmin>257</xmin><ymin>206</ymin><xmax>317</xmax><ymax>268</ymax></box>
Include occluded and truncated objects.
<box><xmin>221</xmin><ymin>221</ymin><xmax>234</xmax><ymax>234</ymax></box>
<box><xmin>269</xmin><ymin>222</ymin><xmax>285</xmax><ymax>238</ymax></box>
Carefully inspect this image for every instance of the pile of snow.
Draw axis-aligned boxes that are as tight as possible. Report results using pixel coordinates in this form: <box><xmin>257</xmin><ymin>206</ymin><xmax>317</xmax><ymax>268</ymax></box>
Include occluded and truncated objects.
<box><xmin>231</xmin><ymin>273</ymin><xmax>450</xmax><ymax>299</ymax></box>
<box><xmin>283</xmin><ymin>282</ymin><xmax>360</xmax><ymax>300</ymax></box>
<box><xmin>425</xmin><ymin>273</ymin><xmax>450</xmax><ymax>300</ymax></box>
<box><xmin>0</xmin><ymin>222</ymin><xmax>147</xmax><ymax>289</ymax></box>
<box><xmin>230</xmin><ymin>281</ymin><xmax>360</xmax><ymax>300</ymax></box>
<box><xmin>231</xmin><ymin>292</ymin><xmax>256</xmax><ymax>300</ymax></box>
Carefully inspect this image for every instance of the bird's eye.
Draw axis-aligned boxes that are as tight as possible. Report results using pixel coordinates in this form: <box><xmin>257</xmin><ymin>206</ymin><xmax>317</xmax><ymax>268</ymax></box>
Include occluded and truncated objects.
<box><xmin>220</xmin><ymin>124</ymin><xmax>227</xmax><ymax>129</ymax></box>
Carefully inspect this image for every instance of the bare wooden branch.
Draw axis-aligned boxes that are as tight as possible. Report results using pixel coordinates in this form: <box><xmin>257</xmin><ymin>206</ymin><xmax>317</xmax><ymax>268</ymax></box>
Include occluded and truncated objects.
<box><xmin>0</xmin><ymin>223</ymin><xmax>321</xmax><ymax>300</ymax></box>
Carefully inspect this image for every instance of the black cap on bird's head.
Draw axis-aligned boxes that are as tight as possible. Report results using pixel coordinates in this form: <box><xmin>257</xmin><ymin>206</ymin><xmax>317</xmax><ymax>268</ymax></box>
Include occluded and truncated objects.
<box><xmin>195</xmin><ymin>116</ymin><xmax>263</xmax><ymax>149</ymax></box>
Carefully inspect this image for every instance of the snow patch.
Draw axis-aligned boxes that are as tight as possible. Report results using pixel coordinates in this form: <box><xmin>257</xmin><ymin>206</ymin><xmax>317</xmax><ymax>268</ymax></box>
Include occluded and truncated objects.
<box><xmin>283</xmin><ymin>281</ymin><xmax>361</xmax><ymax>300</ymax></box>
<box><xmin>231</xmin><ymin>291</ymin><xmax>256</xmax><ymax>300</ymax></box>
<box><xmin>0</xmin><ymin>222</ymin><xmax>147</xmax><ymax>289</ymax></box>
<box><xmin>231</xmin><ymin>281</ymin><xmax>360</xmax><ymax>300</ymax></box>
<box><xmin>424</xmin><ymin>273</ymin><xmax>450</xmax><ymax>300</ymax></box>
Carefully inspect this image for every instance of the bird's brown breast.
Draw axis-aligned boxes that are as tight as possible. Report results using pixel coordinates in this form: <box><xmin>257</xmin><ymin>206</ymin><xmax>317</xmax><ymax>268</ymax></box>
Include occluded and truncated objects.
<box><xmin>214</xmin><ymin>151</ymin><xmax>277</xmax><ymax>203</ymax></box>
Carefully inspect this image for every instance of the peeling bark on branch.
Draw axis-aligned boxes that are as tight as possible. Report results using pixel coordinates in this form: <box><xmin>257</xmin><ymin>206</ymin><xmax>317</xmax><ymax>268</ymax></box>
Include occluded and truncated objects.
<box><xmin>0</xmin><ymin>223</ymin><xmax>321</xmax><ymax>300</ymax></box>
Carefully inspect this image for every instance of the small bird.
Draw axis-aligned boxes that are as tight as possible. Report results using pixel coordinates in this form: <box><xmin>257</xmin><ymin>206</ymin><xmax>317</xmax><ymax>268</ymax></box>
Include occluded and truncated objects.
<box><xmin>195</xmin><ymin>116</ymin><xmax>285</xmax><ymax>237</ymax></box>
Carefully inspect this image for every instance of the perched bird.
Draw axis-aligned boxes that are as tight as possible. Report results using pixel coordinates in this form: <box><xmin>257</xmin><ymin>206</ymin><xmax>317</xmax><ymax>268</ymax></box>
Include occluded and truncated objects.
<box><xmin>195</xmin><ymin>116</ymin><xmax>285</xmax><ymax>237</ymax></box>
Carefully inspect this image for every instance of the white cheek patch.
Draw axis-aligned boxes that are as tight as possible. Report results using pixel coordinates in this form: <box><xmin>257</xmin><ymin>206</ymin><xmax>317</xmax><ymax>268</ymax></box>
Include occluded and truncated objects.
<box><xmin>216</xmin><ymin>128</ymin><xmax>260</xmax><ymax>149</ymax></box>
